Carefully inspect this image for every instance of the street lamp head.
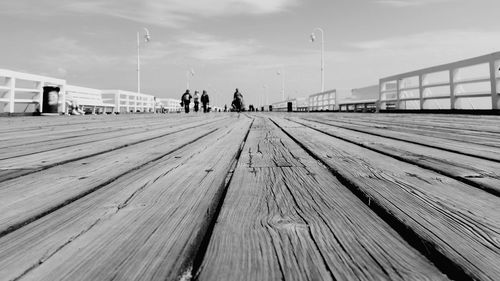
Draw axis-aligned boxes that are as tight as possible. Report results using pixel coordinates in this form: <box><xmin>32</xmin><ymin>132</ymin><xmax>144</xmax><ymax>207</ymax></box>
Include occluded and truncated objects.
<box><xmin>144</xmin><ymin>28</ymin><xmax>151</xmax><ymax>42</ymax></box>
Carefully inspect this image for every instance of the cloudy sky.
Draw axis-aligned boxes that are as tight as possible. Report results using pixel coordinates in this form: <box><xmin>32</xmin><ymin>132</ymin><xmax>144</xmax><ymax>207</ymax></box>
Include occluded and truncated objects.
<box><xmin>1</xmin><ymin>0</ymin><xmax>499</xmax><ymax>105</ymax></box>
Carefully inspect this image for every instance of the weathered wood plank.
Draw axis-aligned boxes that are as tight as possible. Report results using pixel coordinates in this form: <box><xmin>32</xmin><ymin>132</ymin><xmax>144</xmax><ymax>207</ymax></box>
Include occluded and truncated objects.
<box><xmin>0</xmin><ymin>116</ymin><xmax>214</xmax><ymax>160</ymax></box>
<box><xmin>0</xmin><ymin>117</ymin><xmax>232</xmax><ymax>236</ymax></box>
<box><xmin>307</xmin><ymin>114</ymin><xmax>500</xmax><ymax>148</ymax></box>
<box><xmin>15</xmin><ymin>116</ymin><xmax>253</xmax><ymax>281</ymax></box>
<box><xmin>0</xmin><ymin>117</ymin><xmax>175</xmax><ymax>145</ymax></box>
<box><xmin>197</xmin><ymin>117</ymin><xmax>447</xmax><ymax>281</ymax></box>
<box><xmin>289</xmin><ymin>117</ymin><xmax>500</xmax><ymax>196</ymax></box>
<box><xmin>298</xmin><ymin>115</ymin><xmax>500</xmax><ymax>162</ymax></box>
<box><xmin>0</xmin><ymin>114</ymin><xmax>213</xmax><ymax>149</ymax></box>
<box><xmin>271</xmin><ymin>116</ymin><xmax>500</xmax><ymax>281</ymax></box>
<box><xmin>325</xmin><ymin>113</ymin><xmax>500</xmax><ymax>134</ymax></box>
<box><xmin>0</xmin><ymin>116</ymin><xmax>228</xmax><ymax>181</ymax></box>
<box><xmin>0</xmin><ymin>117</ymin><xmax>246</xmax><ymax>281</ymax></box>
<box><xmin>0</xmin><ymin>114</ymin><xmax>210</xmax><ymax>141</ymax></box>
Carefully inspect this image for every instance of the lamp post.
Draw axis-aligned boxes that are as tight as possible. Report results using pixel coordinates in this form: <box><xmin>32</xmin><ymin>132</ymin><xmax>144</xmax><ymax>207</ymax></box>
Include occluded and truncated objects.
<box><xmin>263</xmin><ymin>84</ymin><xmax>269</xmax><ymax>110</ymax></box>
<box><xmin>186</xmin><ymin>68</ymin><xmax>195</xmax><ymax>89</ymax></box>
<box><xmin>310</xmin><ymin>27</ymin><xmax>325</xmax><ymax>93</ymax></box>
<box><xmin>208</xmin><ymin>84</ymin><xmax>217</xmax><ymax>108</ymax></box>
<box><xmin>276</xmin><ymin>68</ymin><xmax>285</xmax><ymax>101</ymax></box>
<box><xmin>137</xmin><ymin>28</ymin><xmax>151</xmax><ymax>94</ymax></box>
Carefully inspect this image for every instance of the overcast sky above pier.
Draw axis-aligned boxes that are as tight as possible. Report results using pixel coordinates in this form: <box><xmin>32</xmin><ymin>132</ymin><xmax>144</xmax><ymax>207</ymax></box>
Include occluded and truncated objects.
<box><xmin>1</xmin><ymin>0</ymin><xmax>499</xmax><ymax>105</ymax></box>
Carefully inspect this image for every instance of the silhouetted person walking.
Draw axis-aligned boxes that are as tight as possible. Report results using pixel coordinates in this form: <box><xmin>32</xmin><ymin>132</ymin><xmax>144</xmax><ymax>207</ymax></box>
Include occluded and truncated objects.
<box><xmin>193</xmin><ymin>91</ymin><xmax>200</xmax><ymax>112</ymax></box>
<box><xmin>201</xmin><ymin>90</ymin><xmax>210</xmax><ymax>113</ymax></box>
<box><xmin>232</xmin><ymin>88</ymin><xmax>244</xmax><ymax>112</ymax></box>
<box><xmin>181</xmin><ymin>90</ymin><xmax>192</xmax><ymax>113</ymax></box>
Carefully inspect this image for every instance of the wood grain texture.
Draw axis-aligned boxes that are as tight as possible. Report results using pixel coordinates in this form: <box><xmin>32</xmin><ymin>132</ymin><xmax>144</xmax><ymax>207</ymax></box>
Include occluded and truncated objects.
<box><xmin>0</xmin><ymin>117</ymin><xmax>244</xmax><ymax>281</ymax></box>
<box><xmin>197</xmin><ymin>117</ymin><xmax>447</xmax><ymax>281</ymax></box>
<box><xmin>307</xmin><ymin>114</ymin><xmax>500</xmax><ymax>148</ymax></box>
<box><xmin>0</xmin><ymin>117</ymin><xmax>231</xmax><ymax>236</ymax></box>
<box><xmin>298</xmin><ymin>115</ymin><xmax>500</xmax><ymax>162</ymax></box>
<box><xmin>0</xmin><ymin>116</ymin><xmax>227</xmax><ymax>181</ymax></box>
<box><xmin>271</xmin><ymin>116</ymin><xmax>500</xmax><ymax>281</ymax></box>
<box><xmin>1</xmin><ymin>112</ymin><xmax>499</xmax><ymax>280</ymax></box>
<box><xmin>314</xmin><ymin>113</ymin><xmax>500</xmax><ymax>134</ymax></box>
<box><xmin>288</xmin><ymin>117</ymin><xmax>500</xmax><ymax>195</ymax></box>
<box><xmin>15</xmin><ymin>116</ymin><xmax>252</xmax><ymax>281</ymax></box>
<box><xmin>0</xmin><ymin>117</ymin><xmax>192</xmax><ymax>150</ymax></box>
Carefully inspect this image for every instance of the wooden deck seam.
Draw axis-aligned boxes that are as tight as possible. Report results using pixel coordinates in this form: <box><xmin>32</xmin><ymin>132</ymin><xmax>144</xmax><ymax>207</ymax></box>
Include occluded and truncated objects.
<box><xmin>269</xmin><ymin>117</ymin><xmax>474</xmax><ymax>281</ymax></box>
<box><xmin>301</xmin><ymin>117</ymin><xmax>500</xmax><ymax>164</ymax></box>
<box><xmin>0</xmin><ymin>117</ymin><xmax>247</xmax><ymax>280</ymax></box>
<box><xmin>191</xmin><ymin>118</ymin><xmax>255</xmax><ymax>279</ymax></box>
<box><xmin>288</xmin><ymin>118</ymin><xmax>500</xmax><ymax>197</ymax></box>
<box><xmin>0</xmin><ymin>119</ymin><xmax>189</xmax><ymax>149</ymax></box>
<box><xmin>0</xmin><ymin>117</ymin><xmax>228</xmax><ymax>183</ymax></box>
<box><xmin>321</xmin><ymin>116</ymin><xmax>500</xmax><ymax>135</ymax></box>
<box><xmin>280</xmin><ymin>176</ymin><xmax>337</xmax><ymax>281</ymax></box>
<box><xmin>0</xmin><ymin>128</ymin><xmax>220</xmax><ymax>239</ymax></box>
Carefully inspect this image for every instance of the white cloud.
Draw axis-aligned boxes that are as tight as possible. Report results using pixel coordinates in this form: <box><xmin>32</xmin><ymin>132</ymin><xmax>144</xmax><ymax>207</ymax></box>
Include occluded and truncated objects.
<box><xmin>178</xmin><ymin>33</ymin><xmax>261</xmax><ymax>61</ymax></box>
<box><xmin>32</xmin><ymin>37</ymin><xmax>174</xmax><ymax>78</ymax></box>
<box><xmin>374</xmin><ymin>0</ymin><xmax>454</xmax><ymax>7</ymax></box>
<box><xmin>1</xmin><ymin>0</ymin><xmax>299</xmax><ymax>27</ymax></box>
<box><xmin>328</xmin><ymin>29</ymin><xmax>500</xmax><ymax>90</ymax></box>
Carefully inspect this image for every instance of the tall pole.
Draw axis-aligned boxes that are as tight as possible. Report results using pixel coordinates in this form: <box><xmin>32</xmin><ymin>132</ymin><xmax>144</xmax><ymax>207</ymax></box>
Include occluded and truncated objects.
<box><xmin>137</xmin><ymin>28</ymin><xmax>151</xmax><ymax>94</ymax></box>
<box><xmin>277</xmin><ymin>68</ymin><xmax>285</xmax><ymax>101</ymax></box>
<box><xmin>137</xmin><ymin>32</ymin><xmax>140</xmax><ymax>94</ymax></box>
<box><xmin>263</xmin><ymin>84</ymin><xmax>269</xmax><ymax>107</ymax></box>
<box><xmin>186</xmin><ymin>69</ymin><xmax>194</xmax><ymax>90</ymax></box>
<box><xmin>311</xmin><ymin>27</ymin><xmax>325</xmax><ymax>93</ymax></box>
<box><xmin>282</xmin><ymin>70</ymin><xmax>285</xmax><ymax>101</ymax></box>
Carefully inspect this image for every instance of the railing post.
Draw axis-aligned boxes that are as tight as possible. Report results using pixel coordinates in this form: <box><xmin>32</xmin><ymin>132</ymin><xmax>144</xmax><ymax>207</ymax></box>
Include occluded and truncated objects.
<box><xmin>36</xmin><ymin>81</ymin><xmax>43</xmax><ymax>113</ymax></box>
<box><xmin>377</xmin><ymin>81</ymin><xmax>382</xmax><ymax>112</ymax></box>
<box><xmin>489</xmin><ymin>59</ymin><xmax>498</xmax><ymax>110</ymax></box>
<box><xmin>419</xmin><ymin>75</ymin><xmax>424</xmax><ymax>110</ymax></box>
<box><xmin>449</xmin><ymin>69</ymin><xmax>456</xmax><ymax>110</ymax></box>
<box><xmin>59</xmin><ymin>84</ymin><xmax>66</xmax><ymax>114</ymax></box>
<box><xmin>396</xmin><ymin>79</ymin><xmax>401</xmax><ymax>110</ymax></box>
<box><xmin>115</xmin><ymin>93</ymin><xmax>120</xmax><ymax>113</ymax></box>
<box><xmin>7</xmin><ymin>77</ymin><xmax>16</xmax><ymax>113</ymax></box>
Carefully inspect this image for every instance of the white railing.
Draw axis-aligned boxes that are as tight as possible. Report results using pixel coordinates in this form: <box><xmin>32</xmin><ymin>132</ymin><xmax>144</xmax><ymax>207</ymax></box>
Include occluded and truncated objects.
<box><xmin>379</xmin><ymin>52</ymin><xmax>500</xmax><ymax>110</ymax></box>
<box><xmin>102</xmin><ymin>90</ymin><xmax>156</xmax><ymax>113</ymax></box>
<box><xmin>308</xmin><ymin>89</ymin><xmax>337</xmax><ymax>111</ymax></box>
<box><xmin>158</xmin><ymin>98</ymin><xmax>182</xmax><ymax>113</ymax></box>
<box><xmin>272</xmin><ymin>100</ymin><xmax>289</xmax><ymax>112</ymax></box>
<box><xmin>65</xmin><ymin>85</ymin><xmax>115</xmax><ymax>114</ymax></box>
<box><xmin>338</xmin><ymin>99</ymin><xmax>378</xmax><ymax>112</ymax></box>
<box><xmin>272</xmin><ymin>98</ymin><xmax>308</xmax><ymax>112</ymax></box>
<box><xmin>0</xmin><ymin>69</ymin><xmax>66</xmax><ymax>114</ymax></box>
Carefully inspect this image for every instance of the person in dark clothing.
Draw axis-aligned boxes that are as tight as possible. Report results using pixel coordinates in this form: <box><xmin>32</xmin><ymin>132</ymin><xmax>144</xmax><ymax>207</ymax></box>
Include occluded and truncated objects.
<box><xmin>233</xmin><ymin>88</ymin><xmax>243</xmax><ymax>100</ymax></box>
<box><xmin>232</xmin><ymin>88</ymin><xmax>244</xmax><ymax>112</ymax></box>
<box><xmin>180</xmin><ymin>90</ymin><xmax>192</xmax><ymax>113</ymax></box>
<box><xmin>224</xmin><ymin>104</ymin><xmax>227</xmax><ymax>112</ymax></box>
<box><xmin>201</xmin><ymin>90</ymin><xmax>210</xmax><ymax>113</ymax></box>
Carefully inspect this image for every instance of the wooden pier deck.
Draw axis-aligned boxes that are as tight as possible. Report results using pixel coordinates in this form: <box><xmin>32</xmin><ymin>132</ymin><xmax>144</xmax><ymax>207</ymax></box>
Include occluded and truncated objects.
<box><xmin>0</xmin><ymin>113</ymin><xmax>499</xmax><ymax>281</ymax></box>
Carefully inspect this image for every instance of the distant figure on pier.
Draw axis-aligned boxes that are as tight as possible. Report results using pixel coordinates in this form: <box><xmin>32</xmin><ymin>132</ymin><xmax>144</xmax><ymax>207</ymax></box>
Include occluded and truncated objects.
<box><xmin>224</xmin><ymin>104</ymin><xmax>227</xmax><ymax>112</ymax></box>
<box><xmin>201</xmin><ymin>90</ymin><xmax>210</xmax><ymax>113</ymax></box>
<box><xmin>232</xmin><ymin>88</ymin><xmax>244</xmax><ymax>112</ymax></box>
<box><xmin>66</xmin><ymin>100</ymin><xmax>85</xmax><ymax>115</ymax></box>
<box><xmin>180</xmin><ymin>90</ymin><xmax>192</xmax><ymax>113</ymax></box>
<box><xmin>193</xmin><ymin>91</ymin><xmax>200</xmax><ymax>112</ymax></box>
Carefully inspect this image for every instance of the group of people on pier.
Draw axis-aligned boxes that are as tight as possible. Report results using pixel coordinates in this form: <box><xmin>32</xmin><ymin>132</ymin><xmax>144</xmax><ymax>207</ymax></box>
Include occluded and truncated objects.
<box><xmin>180</xmin><ymin>88</ymin><xmax>245</xmax><ymax>113</ymax></box>
<box><xmin>180</xmin><ymin>90</ymin><xmax>210</xmax><ymax>113</ymax></box>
